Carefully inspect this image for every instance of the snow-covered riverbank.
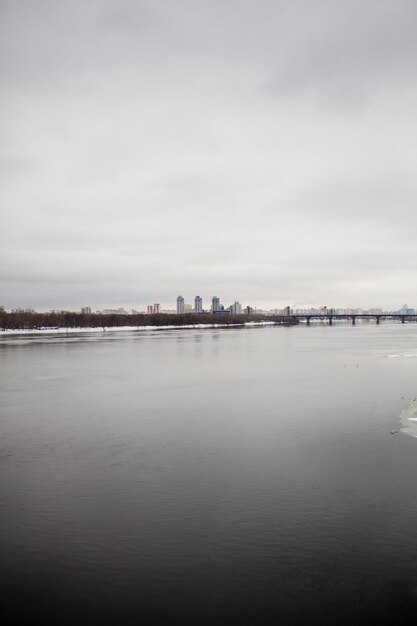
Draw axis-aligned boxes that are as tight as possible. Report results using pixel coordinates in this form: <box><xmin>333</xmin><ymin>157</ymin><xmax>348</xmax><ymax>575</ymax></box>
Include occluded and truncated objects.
<box><xmin>0</xmin><ymin>321</ymin><xmax>276</xmax><ymax>336</ymax></box>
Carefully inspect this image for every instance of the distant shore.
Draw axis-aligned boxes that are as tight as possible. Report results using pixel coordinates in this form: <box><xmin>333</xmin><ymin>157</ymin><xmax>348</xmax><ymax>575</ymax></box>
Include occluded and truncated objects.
<box><xmin>0</xmin><ymin>311</ymin><xmax>297</xmax><ymax>333</ymax></box>
<box><xmin>0</xmin><ymin>321</ymin><xmax>283</xmax><ymax>336</ymax></box>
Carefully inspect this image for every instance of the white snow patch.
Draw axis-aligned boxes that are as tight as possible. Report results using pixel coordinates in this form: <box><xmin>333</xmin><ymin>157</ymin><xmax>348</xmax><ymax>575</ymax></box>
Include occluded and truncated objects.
<box><xmin>0</xmin><ymin>321</ymin><xmax>277</xmax><ymax>336</ymax></box>
<box><xmin>400</xmin><ymin>399</ymin><xmax>417</xmax><ymax>439</ymax></box>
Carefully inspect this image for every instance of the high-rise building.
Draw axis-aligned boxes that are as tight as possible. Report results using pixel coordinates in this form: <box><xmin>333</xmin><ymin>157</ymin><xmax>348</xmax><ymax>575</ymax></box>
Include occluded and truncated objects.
<box><xmin>231</xmin><ymin>301</ymin><xmax>242</xmax><ymax>315</ymax></box>
<box><xmin>81</xmin><ymin>307</ymin><xmax>91</xmax><ymax>315</ymax></box>
<box><xmin>212</xmin><ymin>296</ymin><xmax>220</xmax><ymax>313</ymax></box>
<box><xmin>153</xmin><ymin>303</ymin><xmax>160</xmax><ymax>314</ymax></box>
<box><xmin>194</xmin><ymin>295</ymin><xmax>203</xmax><ymax>313</ymax></box>
<box><xmin>177</xmin><ymin>296</ymin><xmax>185</xmax><ymax>314</ymax></box>
<box><xmin>147</xmin><ymin>305</ymin><xmax>154</xmax><ymax>314</ymax></box>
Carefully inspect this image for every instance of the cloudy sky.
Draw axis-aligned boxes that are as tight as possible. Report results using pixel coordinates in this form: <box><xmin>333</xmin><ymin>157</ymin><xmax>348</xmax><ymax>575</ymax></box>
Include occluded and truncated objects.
<box><xmin>1</xmin><ymin>0</ymin><xmax>416</xmax><ymax>311</ymax></box>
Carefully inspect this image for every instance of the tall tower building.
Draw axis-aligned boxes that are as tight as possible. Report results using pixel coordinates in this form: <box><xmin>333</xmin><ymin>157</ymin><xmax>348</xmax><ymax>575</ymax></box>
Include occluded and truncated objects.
<box><xmin>212</xmin><ymin>296</ymin><xmax>220</xmax><ymax>313</ymax></box>
<box><xmin>194</xmin><ymin>295</ymin><xmax>203</xmax><ymax>313</ymax></box>
<box><xmin>177</xmin><ymin>296</ymin><xmax>185</xmax><ymax>314</ymax></box>
<box><xmin>153</xmin><ymin>303</ymin><xmax>160</xmax><ymax>314</ymax></box>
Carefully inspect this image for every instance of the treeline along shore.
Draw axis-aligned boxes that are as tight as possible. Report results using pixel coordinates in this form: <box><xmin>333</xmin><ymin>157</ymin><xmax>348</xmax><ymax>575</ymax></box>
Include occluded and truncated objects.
<box><xmin>0</xmin><ymin>310</ymin><xmax>297</xmax><ymax>331</ymax></box>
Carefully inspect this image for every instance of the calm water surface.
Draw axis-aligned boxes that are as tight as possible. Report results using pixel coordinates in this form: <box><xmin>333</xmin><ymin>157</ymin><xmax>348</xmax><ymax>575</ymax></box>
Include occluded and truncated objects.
<box><xmin>1</xmin><ymin>324</ymin><xmax>417</xmax><ymax>625</ymax></box>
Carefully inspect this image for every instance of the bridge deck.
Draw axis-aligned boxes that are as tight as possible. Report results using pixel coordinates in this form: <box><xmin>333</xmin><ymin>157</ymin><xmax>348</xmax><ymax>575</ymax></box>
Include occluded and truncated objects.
<box><xmin>268</xmin><ymin>314</ymin><xmax>417</xmax><ymax>325</ymax></box>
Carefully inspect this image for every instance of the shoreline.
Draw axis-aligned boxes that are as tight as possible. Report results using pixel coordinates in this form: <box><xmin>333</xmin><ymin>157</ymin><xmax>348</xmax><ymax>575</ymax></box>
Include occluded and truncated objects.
<box><xmin>0</xmin><ymin>318</ymin><xmax>412</xmax><ymax>337</ymax></box>
<box><xmin>0</xmin><ymin>321</ymin><xmax>277</xmax><ymax>336</ymax></box>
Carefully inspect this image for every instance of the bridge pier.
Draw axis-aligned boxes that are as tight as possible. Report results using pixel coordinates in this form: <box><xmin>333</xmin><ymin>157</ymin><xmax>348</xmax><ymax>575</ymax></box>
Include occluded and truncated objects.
<box><xmin>329</xmin><ymin>316</ymin><xmax>333</xmax><ymax>325</ymax></box>
<box><xmin>306</xmin><ymin>318</ymin><xmax>310</xmax><ymax>325</ymax></box>
<box><xmin>401</xmin><ymin>316</ymin><xmax>405</xmax><ymax>324</ymax></box>
<box><xmin>376</xmin><ymin>317</ymin><xmax>380</xmax><ymax>325</ymax></box>
<box><xmin>352</xmin><ymin>316</ymin><xmax>356</xmax><ymax>325</ymax></box>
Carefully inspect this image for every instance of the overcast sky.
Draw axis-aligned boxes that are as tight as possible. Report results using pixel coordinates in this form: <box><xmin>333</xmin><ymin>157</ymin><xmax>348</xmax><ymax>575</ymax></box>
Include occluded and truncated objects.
<box><xmin>1</xmin><ymin>0</ymin><xmax>416</xmax><ymax>311</ymax></box>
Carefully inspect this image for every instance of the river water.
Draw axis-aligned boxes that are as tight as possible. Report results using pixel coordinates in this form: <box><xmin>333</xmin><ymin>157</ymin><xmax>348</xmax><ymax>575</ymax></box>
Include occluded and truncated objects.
<box><xmin>1</xmin><ymin>323</ymin><xmax>417</xmax><ymax>625</ymax></box>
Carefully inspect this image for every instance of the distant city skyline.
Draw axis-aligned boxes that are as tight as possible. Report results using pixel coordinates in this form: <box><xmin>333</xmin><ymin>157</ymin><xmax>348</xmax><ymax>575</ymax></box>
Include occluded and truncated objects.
<box><xmin>3</xmin><ymin>301</ymin><xmax>416</xmax><ymax>317</ymax></box>
<box><xmin>2</xmin><ymin>293</ymin><xmax>417</xmax><ymax>313</ymax></box>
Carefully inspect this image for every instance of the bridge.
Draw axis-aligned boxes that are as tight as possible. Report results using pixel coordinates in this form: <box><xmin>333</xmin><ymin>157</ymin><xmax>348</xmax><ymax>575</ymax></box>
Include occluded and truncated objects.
<box><xmin>268</xmin><ymin>314</ymin><xmax>417</xmax><ymax>326</ymax></box>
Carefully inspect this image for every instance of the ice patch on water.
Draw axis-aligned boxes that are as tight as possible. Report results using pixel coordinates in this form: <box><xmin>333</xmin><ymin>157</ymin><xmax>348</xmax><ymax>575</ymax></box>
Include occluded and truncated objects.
<box><xmin>400</xmin><ymin>400</ymin><xmax>417</xmax><ymax>438</ymax></box>
<box><xmin>387</xmin><ymin>354</ymin><xmax>417</xmax><ymax>358</ymax></box>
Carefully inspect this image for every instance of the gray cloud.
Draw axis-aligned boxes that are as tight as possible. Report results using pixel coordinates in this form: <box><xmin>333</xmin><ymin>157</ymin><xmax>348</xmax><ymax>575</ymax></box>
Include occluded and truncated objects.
<box><xmin>265</xmin><ymin>0</ymin><xmax>417</xmax><ymax>104</ymax></box>
<box><xmin>1</xmin><ymin>0</ymin><xmax>416</xmax><ymax>311</ymax></box>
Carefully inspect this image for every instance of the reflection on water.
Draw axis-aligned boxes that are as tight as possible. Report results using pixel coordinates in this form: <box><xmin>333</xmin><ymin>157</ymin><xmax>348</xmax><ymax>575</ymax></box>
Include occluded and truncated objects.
<box><xmin>1</xmin><ymin>324</ymin><xmax>417</xmax><ymax>626</ymax></box>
